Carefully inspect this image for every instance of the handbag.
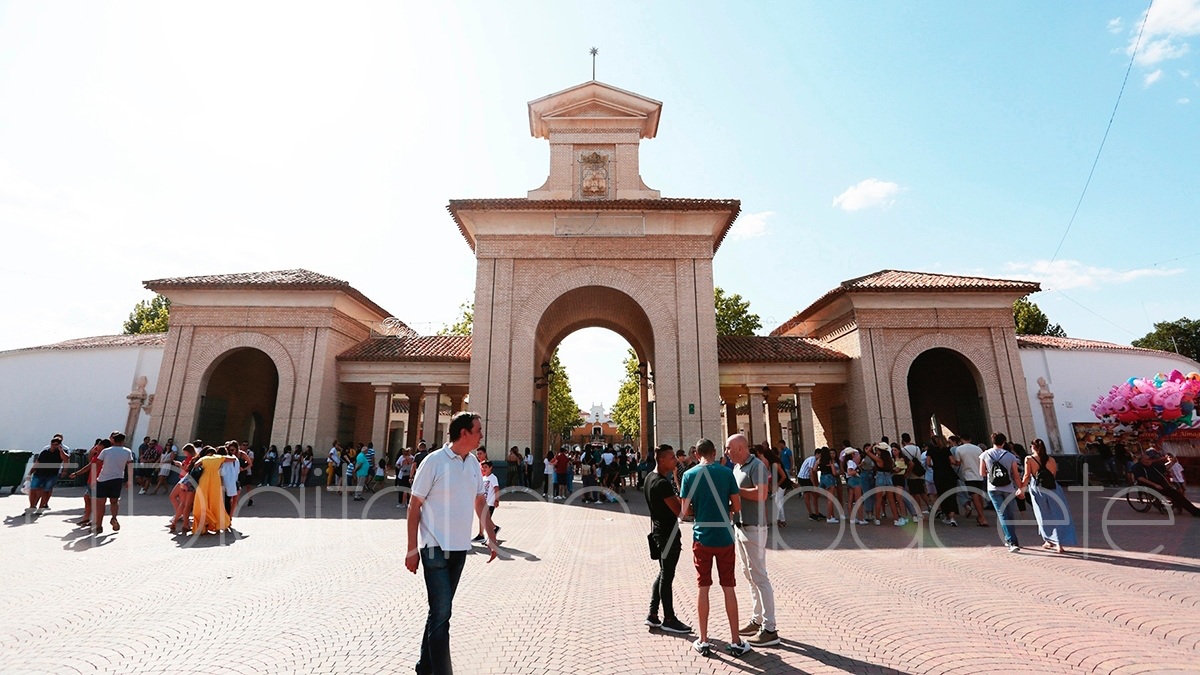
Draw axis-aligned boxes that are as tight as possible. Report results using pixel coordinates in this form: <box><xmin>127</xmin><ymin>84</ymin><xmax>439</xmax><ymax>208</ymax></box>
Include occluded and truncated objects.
<box><xmin>188</xmin><ymin>462</ymin><xmax>204</xmax><ymax>484</ymax></box>
<box><xmin>646</xmin><ymin>532</ymin><xmax>661</xmax><ymax>560</ymax></box>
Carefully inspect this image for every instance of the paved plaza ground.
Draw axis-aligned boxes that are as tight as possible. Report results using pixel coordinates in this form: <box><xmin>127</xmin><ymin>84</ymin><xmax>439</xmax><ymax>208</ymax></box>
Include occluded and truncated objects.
<box><xmin>2</xmin><ymin>482</ymin><xmax>1199</xmax><ymax>674</ymax></box>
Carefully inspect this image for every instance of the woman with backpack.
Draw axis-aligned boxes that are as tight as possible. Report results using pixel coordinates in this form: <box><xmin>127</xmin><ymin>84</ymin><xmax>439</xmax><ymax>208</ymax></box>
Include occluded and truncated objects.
<box><xmin>1020</xmin><ymin>438</ymin><xmax>1076</xmax><ymax>553</ymax></box>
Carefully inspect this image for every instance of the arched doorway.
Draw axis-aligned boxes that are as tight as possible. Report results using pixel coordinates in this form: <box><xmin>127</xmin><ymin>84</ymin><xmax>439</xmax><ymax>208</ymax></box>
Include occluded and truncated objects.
<box><xmin>906</xmin><ymin>348</ymin><xmax>986</xmax><ymax>444</ymax></box>
<box><xmin>196</xmin><ymin>348</ymin><xmax>280</xmax><ymax>447</ymax></box>
<box><xmin>532</xmin><ymin>286</ymin><xmax>656</xmax><ymax>460</ymax></box>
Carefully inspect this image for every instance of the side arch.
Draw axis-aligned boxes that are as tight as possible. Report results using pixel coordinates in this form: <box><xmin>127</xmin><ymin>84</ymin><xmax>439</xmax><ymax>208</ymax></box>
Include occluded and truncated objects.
<box><xmin>182</xmin><ymin>332</ymin><xmax>298</xmax><ymax>445</ymax></box>
<box><xmin>888</xmin><ymin>332</ymin><xmax>1002</xmax><ymax>441</ymax></box>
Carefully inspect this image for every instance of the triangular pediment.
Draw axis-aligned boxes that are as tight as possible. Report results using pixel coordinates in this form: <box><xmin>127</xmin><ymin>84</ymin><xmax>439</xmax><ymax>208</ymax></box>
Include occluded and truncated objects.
<box><xmin>528</xmin><ymin>80</ymin><xmax>662</xmax><ymax>139</ymax></box>
<box><xmin>543</xmin><ymin>99</ymin><xmax>647</xmax><ymax>119</ymax></box>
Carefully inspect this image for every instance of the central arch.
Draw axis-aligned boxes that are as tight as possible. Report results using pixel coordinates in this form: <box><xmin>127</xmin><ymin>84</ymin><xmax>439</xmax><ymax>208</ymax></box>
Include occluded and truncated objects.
<box><xmin>196</xmin><ymin>347</ymin><xmax>280</xmax><ymax>447</ymax></box>
<box><xmin>533</xmin><ymin>286</ymin><xmax>657</xmax><ymax>458</ymax></box>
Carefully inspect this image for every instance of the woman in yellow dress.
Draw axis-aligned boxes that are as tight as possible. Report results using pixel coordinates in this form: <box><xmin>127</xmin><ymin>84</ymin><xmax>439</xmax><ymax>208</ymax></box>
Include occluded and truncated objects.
<box><xmin>192</xmin><ymin>447</ymin><xmax>233</xmax><ymax>534</ymax></box>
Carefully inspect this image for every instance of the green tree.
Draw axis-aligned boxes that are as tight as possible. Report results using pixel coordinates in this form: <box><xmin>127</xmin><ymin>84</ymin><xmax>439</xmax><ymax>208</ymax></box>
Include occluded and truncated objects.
<box><xmin>123</xmin><ymin>294</ymin><xmax>170</xmax><ymax>334</ymax></box>
<box><xmin>715</xmin><ymin>286</ymin><xmax>761</xmax><ymax>336</ymax></box>
<box><xmin>1132</xmin><ymin>317</ymin><xmax>1200</xmax><ymax>362</ymax></box>
<box><xmin>547</xmin><ymin>350</ymin><xmax>584</xmax><ymax>446</ymax></box>
<box><xmin>1013</xmin><ymin>297</ymin><xmax>1066</xmax><ymax>337</ymax></box>
<box><xmin>439</xmin><ymin>300</ymin><xmax>474</xmax><ymax>336</ymax></box>
<box><xmin>610</xmin><ymin>348</ymin><xmax>642</xmax><ymax>439</ymax></box>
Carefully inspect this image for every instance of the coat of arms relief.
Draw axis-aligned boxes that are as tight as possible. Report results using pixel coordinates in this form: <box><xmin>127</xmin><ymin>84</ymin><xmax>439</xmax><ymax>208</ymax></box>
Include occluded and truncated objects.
<box><xmin>579</xmin><ymin>151</ymin><xmax>610</xmax><ymax>198</ymax></box>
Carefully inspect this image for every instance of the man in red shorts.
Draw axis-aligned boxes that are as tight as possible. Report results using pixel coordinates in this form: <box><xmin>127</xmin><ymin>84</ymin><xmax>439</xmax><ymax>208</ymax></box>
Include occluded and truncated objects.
<box><xmin>679</xmin><ymin>438</ymin><xmax>750</xmax><ymax>657</ymax></box>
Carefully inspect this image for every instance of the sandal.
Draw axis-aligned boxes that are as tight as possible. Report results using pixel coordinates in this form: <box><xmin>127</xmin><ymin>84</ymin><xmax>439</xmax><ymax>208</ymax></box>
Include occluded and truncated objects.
<box><xmin>1042</xmin><ymin>542</ymin><xmax>1055</xmax><ymax>550</ymax></box>
<box><xmin>110</xmin><ymin>517</ymin><xmax>120</xmax><ymax>532</ymax></box>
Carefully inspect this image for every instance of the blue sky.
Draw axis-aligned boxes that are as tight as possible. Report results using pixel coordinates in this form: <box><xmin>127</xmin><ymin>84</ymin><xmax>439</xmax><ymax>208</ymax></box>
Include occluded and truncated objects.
<box><xmin>1</xmin><ymin>2</ymin><xmax>1196</xmax><ymax>408</ymax></box>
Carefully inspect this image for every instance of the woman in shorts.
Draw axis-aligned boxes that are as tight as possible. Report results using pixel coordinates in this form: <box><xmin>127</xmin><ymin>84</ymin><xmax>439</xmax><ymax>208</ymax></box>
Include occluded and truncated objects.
<box><xmin>169</xmin><ymin>444</ymin><xmax>198</xmax><ymax>533</ymax></box>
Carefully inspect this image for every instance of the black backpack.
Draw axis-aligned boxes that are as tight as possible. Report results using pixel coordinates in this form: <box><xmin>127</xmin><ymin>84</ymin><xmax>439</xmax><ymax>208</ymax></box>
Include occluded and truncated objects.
<box><xmin>988</xmin><ymin>452</ymin><xmax>1012</xmax><ymax>487</ymax></box>
<box><xmin>1033</xmin><ymin>458</ymin><xmax>1057</xmax><ymax>490</ymax></box>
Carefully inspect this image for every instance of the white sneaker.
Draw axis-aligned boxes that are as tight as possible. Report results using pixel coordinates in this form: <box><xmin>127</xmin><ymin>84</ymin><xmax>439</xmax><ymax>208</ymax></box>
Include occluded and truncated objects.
<box><xmin>855</xmin><ymin>519</ymin><xmax>868</xmax><ymax>525</ymax></box>
<box><xmin>895</xmin><ymin>517</ymin><xmax>908</xmax><ymax>526</ymax></box>
<box><xmin>825</xmin><ymin>517</ymin><xmax>838</xmax><ymax>523</ymax></box>
<box><xmin>873</xmin><ymin>519</ymin><xmax>881</xmax><ymax>526</ymax></box>
<box><xmin>138</xmin><ymin>488</ymin><xmax>146</xmax><ymax>495</ymax></box>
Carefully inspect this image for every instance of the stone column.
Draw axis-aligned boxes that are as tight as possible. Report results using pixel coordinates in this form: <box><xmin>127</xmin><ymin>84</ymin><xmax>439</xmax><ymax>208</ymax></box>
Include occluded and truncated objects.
<box><xmin>405</xmin><ymin>391</ymin><xmax>421</xmax><ymax>450</ymax></box>
<box><xmin>124</xmin><ymin>393</ymin><xmax>145</xmax><ymax>445</ymax></box>
<box><xmin>372</xmin><ymin>384</ymin><xmax>393</xmax><ymax>459</ymax></box>
<box><xmin>793</xmin><ymin>384</ymin><xmax>816</xmax><ymax>456</ymax></box>
<box><xmin>421</xmin><ymin>384</ymin><xmax>441</xmax><ymax>447</ymax></box>
<box><xmin>1036</xmin><ymin>377</ymin><xmax>1064</xmax><ymax>454</ymax></box>
<box><xmin>765</xmin><ymin>388</ymin><xmax>782</xmax><ymax>448</ymax></box>
<box><xmin>746</xmin><ymin>386</ymin><xmax>766</xmax><ymax>446</ymax></box>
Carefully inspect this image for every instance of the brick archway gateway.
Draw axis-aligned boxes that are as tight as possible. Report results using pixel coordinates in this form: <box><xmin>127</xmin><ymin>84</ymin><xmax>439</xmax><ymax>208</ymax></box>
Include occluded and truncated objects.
<box><xmin>451</xmin><ymin>81</ymin><xmax>741</xmax><ymax>456</ymax></box>
<box><xmin>532</xmin><ymin>284</ymin><xmax>656</xmax><ymax>453</ymax></box>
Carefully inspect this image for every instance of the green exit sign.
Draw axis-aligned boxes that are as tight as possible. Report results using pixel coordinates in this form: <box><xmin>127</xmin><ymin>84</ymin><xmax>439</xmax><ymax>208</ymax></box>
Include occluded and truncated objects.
<box><xmin>688</xmin><ymin>403</ymin><xmax>695</xmax><ymax>415</ymax></box>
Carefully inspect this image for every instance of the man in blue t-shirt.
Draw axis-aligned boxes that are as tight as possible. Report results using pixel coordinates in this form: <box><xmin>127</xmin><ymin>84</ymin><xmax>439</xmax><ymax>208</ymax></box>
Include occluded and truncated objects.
<box><xmin>679</xmin><ymin>438</ymin><xmax>750</xmax><ymax>657</ymax></box>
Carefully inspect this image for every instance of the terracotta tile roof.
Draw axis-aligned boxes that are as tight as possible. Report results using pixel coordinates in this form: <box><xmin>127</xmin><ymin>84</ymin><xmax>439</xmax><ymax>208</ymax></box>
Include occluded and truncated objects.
<box><xmin>338</xmin><ymin>335</ymin><xmax>472</xmax><ymax>362</ymax></box>
<box><xmin>144</xmin><ymin>269</ymin><xmax>393</xmax><ymax>321</ymax></box>
<box><xmin>1</xmin><ymin>333</ymin><xmax>167</xmax><ymax>355</ymax></box>
<box><xmin>446</xmin><ymin>198</ymin><xmax>741</xmax><ymax>252</ymax></box>
<box><xmin>771</xmin><ymin>269</ymin><xmax>1041</xmax><ymax>336</ymax></box>
<box><xmin>716</xmin><ymin>335</ymin><xmax>849</xmax><ymax>363</ymax></box>
<box><xmin>1015</xmin><ymin>335</ymin><xmax>1168</xmax><ymax>355</ymax></box>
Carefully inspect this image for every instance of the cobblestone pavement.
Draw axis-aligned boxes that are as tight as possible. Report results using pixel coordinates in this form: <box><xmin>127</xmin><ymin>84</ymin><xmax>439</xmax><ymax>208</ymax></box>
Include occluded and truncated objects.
<box><xmin>1</xmin><ymin>483</ymin><xmax>1198</xmax><ymax>674</ymax></box>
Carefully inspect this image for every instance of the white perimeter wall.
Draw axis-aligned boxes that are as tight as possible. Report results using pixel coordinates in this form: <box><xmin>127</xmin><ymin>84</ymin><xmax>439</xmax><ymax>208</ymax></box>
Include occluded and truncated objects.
<box><xmin>1020</xmin><ymin>347</ymin><xmax>1200</xmax><ymax>454</ymax></box>
<box><xmin>0</xmin><ymin>346</ymin><xmax>164</xmax><ymax>452</ymax></box>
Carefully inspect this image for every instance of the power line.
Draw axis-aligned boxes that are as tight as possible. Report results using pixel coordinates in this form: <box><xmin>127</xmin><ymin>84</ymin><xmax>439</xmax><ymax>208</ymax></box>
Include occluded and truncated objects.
<box><xmin>1056</xmin><ymin>288</ymin><xmax>1137</xmax><ymax>333</ymax></box>
<box><xmin>1047</xmin><ymin>0</ymin><xmax>1154</xmax><ymax>268</ymax></box>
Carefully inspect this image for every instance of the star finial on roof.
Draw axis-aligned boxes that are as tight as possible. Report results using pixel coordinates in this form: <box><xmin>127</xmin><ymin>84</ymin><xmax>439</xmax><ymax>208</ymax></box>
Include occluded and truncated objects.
<box><xmin>589</xmin><ymin>47</ymin><xmax>598</xmax><ymax>80</ymax></box>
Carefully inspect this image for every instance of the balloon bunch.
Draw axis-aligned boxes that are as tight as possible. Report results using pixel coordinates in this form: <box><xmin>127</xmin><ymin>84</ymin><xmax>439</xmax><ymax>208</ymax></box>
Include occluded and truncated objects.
<box><xmin>1091</xmin><ymin>369</ymin><xmax>1200</xmax><ymax>436</ymax></box>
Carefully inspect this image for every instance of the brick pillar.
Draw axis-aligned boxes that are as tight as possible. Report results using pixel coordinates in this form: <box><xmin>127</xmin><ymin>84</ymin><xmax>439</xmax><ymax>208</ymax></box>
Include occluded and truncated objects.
<box><xmin>405</xmin><ymin>391</ymin><xmax>420</xmax><ymax>450</ymax></box>
<box><xmin>372</xmin><ymin>384</ymin><xmax>392</xmax><ymax>460</ymax></box>
<box><xmin>639</xmin><ymin>378</ymin><xmax>651</xmax><ymax>454</ymax></box>
<box><xmin>765</xmin><ymin>388</ymin><xmax>782</xmax><ymax>448</ymax></box>
<box><xmin>746</xmin><ymin>386</ymin><xmax>766</xmax><ymax>446</ymax></box>
<box><xmin>421</xmin><ymin>384</ymin><xmax>441</xmax><ymax>447</ymax></box>
<box><xmin>793</xmin><ymin>384</ymin><xmax>816</xmax><ymax>456</ymax></box>
<box><xmin>724</xmin><ymin>395</ymin><xmax>738</xmax><ymax>439</ymax></box>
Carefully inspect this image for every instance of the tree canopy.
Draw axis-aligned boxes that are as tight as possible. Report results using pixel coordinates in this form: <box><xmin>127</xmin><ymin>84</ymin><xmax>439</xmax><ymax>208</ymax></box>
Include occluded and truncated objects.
<box><xmin>439</xmin><ymin>301</ymin><xmax>473</xmax><ymax>336</ymax></box>
<box><xmin>1013</xmin><ymin>297</ymin><xmax>1066</xmax><ymax>337</ymax></box>
<box><xmin>609</xmin><ymin>348</ymin><xmax>642</xmax><ymax>439</ymax></box>
<box><xmin>1132</xmin><ymin>317</ymin><xmax>1200</xmax><ymax>362</ymax></box>
<box><xmin>715</xmin><ymin>287</ymin><xmax>761</xmax><ymax>336</ymax></box>
<box><xmin>547</xmin><ymin>350</ymin><xmax>584</xmax><ymax>445</ymax></box>
<box><xmin>123</xmin><ymin>294</ymin><xmax>170</xmax><ymax>334</ymax></box>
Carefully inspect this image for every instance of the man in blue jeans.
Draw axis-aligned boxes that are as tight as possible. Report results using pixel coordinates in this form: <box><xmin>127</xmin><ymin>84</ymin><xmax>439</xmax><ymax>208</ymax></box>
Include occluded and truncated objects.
<box><xmin>979</xmin><ymin>432</ymin><xmax>1023</xmax><ymax>553</ymax></box>
<box><xmin>406</xmin><ymin>412</ymin><xmax>498</xmax><ymax>675</ymax></box>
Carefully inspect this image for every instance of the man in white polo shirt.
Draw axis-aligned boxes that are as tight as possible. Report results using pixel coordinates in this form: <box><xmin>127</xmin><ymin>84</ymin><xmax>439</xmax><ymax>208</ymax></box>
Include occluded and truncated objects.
<box><xmin>406</xmin><ymin>412</ymin><xmax>498</xmax><ymax>675</ymax></box>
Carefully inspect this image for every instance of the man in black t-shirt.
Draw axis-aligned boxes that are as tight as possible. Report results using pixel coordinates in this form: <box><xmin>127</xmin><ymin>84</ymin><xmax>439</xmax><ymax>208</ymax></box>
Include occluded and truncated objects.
<box><xmin>644</xmin><ymin>444</ymin><xmax>693</xmax><ymax>635</ymax></box>
<box><xmin>1132</xmin><ymin>453</ymin><xmax>1200</xmax><ymax>517</ymax></box>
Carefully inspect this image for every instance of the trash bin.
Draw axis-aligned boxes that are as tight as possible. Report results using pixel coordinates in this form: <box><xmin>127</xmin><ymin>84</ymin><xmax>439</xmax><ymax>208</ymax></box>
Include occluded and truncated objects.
<box><xmin>0</xmin><ymin>451</ymin><xmax>34</xmax><ymax>494</ymax></box>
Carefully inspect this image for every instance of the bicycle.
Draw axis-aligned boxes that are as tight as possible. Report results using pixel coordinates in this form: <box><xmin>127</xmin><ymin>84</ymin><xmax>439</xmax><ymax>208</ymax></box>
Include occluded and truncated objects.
<box><xmin>1126</xmin><ymin>486</ymin><xmax>1183</xmax><ymax>515</ymax></box>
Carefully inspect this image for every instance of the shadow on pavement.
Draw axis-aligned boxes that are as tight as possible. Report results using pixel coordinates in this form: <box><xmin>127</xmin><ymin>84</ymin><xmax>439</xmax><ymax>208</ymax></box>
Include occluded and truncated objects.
<box><xmin>773</xmin><ymin>638</ymin><xmax>912</xmax><ymax>675</ymax></box>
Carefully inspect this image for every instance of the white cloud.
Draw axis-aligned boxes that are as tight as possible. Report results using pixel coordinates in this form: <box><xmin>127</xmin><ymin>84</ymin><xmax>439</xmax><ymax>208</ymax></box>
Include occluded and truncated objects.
<box><xmin>1001</xmin><ymin>259</ymin><xmax>1183</xmax><ymax>290</ymax></box>
<box><xmin>831</xmin><ymin>179</ymin><xmax>901</xmax><ymax>211</ymax></box>
<box><xmin>1181</xmin><ymin>69</ymin><xmax>1192</xmax><ymax>77</ymax></box>
<box><xmin>1108</xmin><ymin>17</ymin><xmax>1123</xmax><ymax>34</ymax></box>
<box><xmin>728</xmin><ymin>210</ymin><xmax>773</xmax><ymax>240</ymax></box>
<box><xmin>1144</xmin><ymin>68</ymin><xmax>1165</xmax><ymax>86</ymax></box>
<box><xmin>1129</xmin><ymin>0</ymin><xmax>1200</xmax><ymax>65</ymax></box>
<box><xmin>1181</xmin><ymin>97</ymin><xmax>1192</xmax><ymax>103</ymax></box>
